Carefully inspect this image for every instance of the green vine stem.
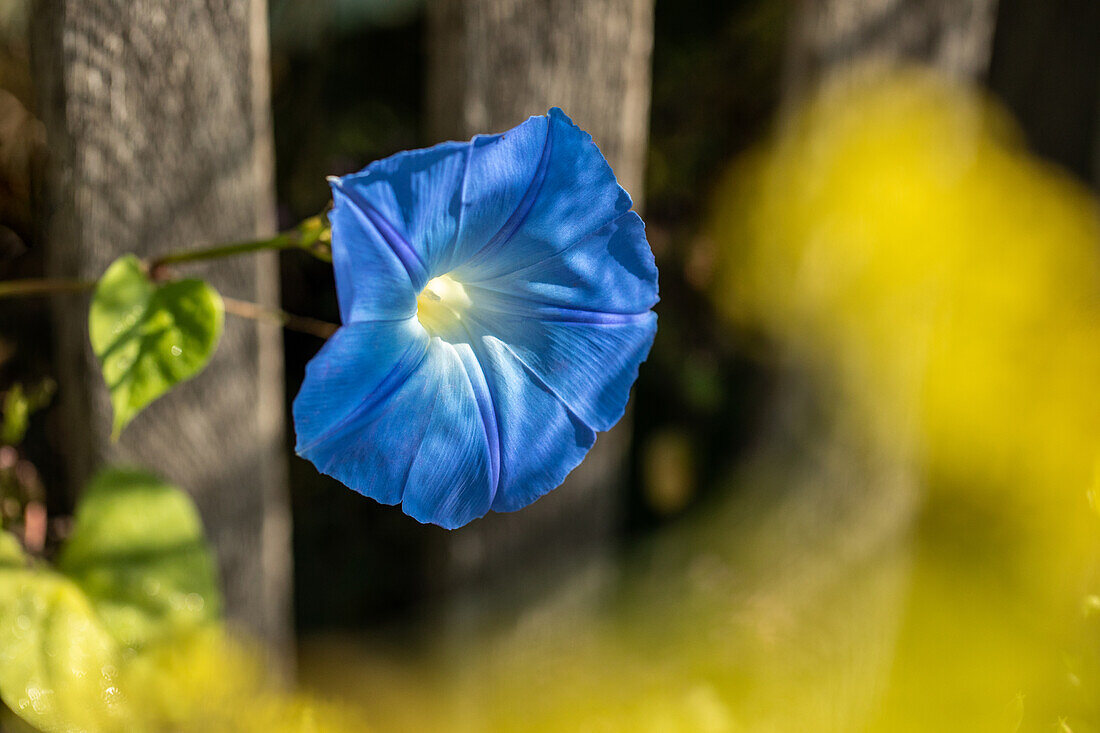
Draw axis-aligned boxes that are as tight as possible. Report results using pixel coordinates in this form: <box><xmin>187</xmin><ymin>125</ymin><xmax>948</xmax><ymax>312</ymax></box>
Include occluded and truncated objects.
<box><xmin>222</xmin><ymin>297</ymin><xmax>338</xmax><ymax>339</ymax></box>
<box><xmin>0</xmin><ymin>212</ymin><xmax>336</xmax><ymax>337</ymax></box>
<box><xmin>147</xmin><ymin>213</ymin><xmax>332</xmax><ymax>275</ymax></box>
<box><xmin>0</xmin><ymin>278</ymin><xmax>93</xmax><ymax>299</ymax></box>
<box><xmin>0</xmin><ymin>278</ymin><xmax>337</xmax><ymax>338</ymax></box>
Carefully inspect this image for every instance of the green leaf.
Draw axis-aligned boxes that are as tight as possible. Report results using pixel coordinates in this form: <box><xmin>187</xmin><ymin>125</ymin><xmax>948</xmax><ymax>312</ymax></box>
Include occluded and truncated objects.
<box><xmin>1</xmin><ymin>380</ymin><xmax>55</xmax><ymax>447</ymax></box>
<box><xmin>89</xmin><ymin>255</ymin><xmax>224</xmax><ymax>439</ymax></box>
<box><xmin>1</xmin><ymin>384</ymin><xmax>29</xmax><ymax>447</ymax></box>
<box><xmin>0</xmin><ymin>562</ymin><xmax>127</xmax><ymax>731</ymax></box>
<box><xmin>0</xmin><ymin>472</ymin><xmax>223</xmax><ymax>732</ymax></box>
<box><xmin>57</xmin><ymin>468</ymin><xmax>222</xmax><ymax>650</ymax></box>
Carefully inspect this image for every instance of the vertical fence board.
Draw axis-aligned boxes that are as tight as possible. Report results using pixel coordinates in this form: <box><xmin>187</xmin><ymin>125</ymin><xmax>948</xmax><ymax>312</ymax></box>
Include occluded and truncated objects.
<box><xmin>784</xmin><ymin>0</ymin><xmax>1000</xmax><ymax>102</ymax></box>
<box><xmin>30</xmin><ymin>0</ymin><xmax>292</xmax><ymax>655</ymax></box>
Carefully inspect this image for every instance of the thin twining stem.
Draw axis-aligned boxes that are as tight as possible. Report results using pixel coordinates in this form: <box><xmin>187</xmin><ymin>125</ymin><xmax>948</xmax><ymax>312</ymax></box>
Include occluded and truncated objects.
<box><xmin>148</xmin><ymin>233</ymin><xmax>298</xmax><ymax>268</ymax></box>
<box><xmin>0</xmin><ymin>278</ymin><xmax>93</xmax><ymax>298</ymax></box>
<box><xmin>0</xmin><ymin>277</ymin><xmax>337</xmax><ymax>338</ymax></box>
<box><xmin>0</xmin><ymin>219</ymin><xmax>329</xmax><ymax>295</ymax></box>
<box><xmin>148</xmin><ymin>213</ymin><xmax>332</xmax><ymax>273</ymax></box>
<box><xmin>222</xmin><ymin>297</ymin><xmax>338</xmax><ymax>339</ymax></box>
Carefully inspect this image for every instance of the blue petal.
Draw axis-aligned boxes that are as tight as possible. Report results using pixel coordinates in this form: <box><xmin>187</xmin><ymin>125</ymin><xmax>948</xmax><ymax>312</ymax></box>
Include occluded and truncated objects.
<box><xmin>329</xmin><ymin>141</ymin><xmax>468</xmax><ymax>297</ymax></box>
<box><xmin>295</xmin><ymin>326</ymin><xmax>497</xmax><ymax>529</ymax></box>
<box><xmin>466</xmin><ymin>211</ymin><xmax>658</xmax><ymax>316</ymax></box>
<box><xmin>292</xmin><ymin>319</ymin><xmax>428</xmax><ymax>453</ymax></box>
<box><xmin>465</xmin><ymin>309</ymin><xmax>657</xmax><ymax>433</ymax></box>
<box><xmin>471</xmin><ymin>334</ymin><xmax>596</xmax><ymax>512</ymax></box>
<box><xmin>328</xmin><ymin>184</ymin><xmax>422</xmax><ymax>323</ymax></box>
<box><xmin>454</xmin><ymin>107</ymin><xmax>633</xmax><ymax>283</ymax></box>
<box><xmin>327</xmin><ymin>115</ymin><xmax>551</xmax><ymax>309</ymax></box>
<box><xmin>447</xmin><ymin>115</ymin><xmax>551</xmax><ymax>271</ymax></box>
<box><xmin>400</xmin><ymin>341</ymin><xmax>497</xmax><ymax>528</ymax></box>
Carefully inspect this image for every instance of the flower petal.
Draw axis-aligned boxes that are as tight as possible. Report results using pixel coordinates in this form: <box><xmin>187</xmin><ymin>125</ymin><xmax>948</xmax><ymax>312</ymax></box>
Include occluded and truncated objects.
<box><xmin>454</xmin><ymin>108</ymin><xmax>633</xmax><ymax>283</ymax></box>
<box><xmin>466</xmin><ymin>211</ymin><xmax>658</xmax><ymax>317</ymax></box>
<box><xmin>328</xmin><ymin>184</ymin><xmax>423</xmax><ymax>323</ymax></box>
<box><xmin>330</xmin><ymin>141</ymin><xmax>475</xmax><ymax>295</ymax></box>
<box><xmin>329</xmin><ymin>114</ymin><xmax>552</xmax><ymax>290</ymax></box>
<box><xmin>400</xmin><ymin>341</ymin><xmax>496</xmax><ymax>528</ymax></box>
<box><xmin>472</xmin><ymin>334</ymin><xmax>597</xmax><ymax>512</ymax></box>
<box><xmin>292</xmin><ymin>319</ymin><xmax>428</xmax><ymax>455</ymax></box>
<box><xmin>295</xmin><ymin>327</ymin><xmax>496</xmax><ymax>529</ymax></box>
<box><xmin>466</xmin><ymin>310</ymin><xmax>657</xmax><ymax>433</ymax></box>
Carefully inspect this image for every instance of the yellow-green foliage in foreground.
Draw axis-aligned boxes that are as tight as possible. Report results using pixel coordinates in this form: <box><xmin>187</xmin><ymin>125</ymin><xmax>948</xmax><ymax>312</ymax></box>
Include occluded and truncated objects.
<box><xmin>0</xmin><ymin>470</ymin><xmax>365</xmax><ymax>733</ymax></box>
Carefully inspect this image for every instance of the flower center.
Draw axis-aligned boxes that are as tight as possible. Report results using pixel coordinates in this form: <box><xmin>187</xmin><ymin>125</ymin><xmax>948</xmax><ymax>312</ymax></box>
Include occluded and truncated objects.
<box><xmin>416</xmin><ymin>274</ymin><xmax>472</xmax><ymax>336</ymax></box>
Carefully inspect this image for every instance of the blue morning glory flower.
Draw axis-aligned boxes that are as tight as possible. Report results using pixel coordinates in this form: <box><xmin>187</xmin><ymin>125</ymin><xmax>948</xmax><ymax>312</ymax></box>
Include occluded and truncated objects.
<box><xmin>292</xmin><ymin>108</ymin><xmax>658</xmax><ymax>529</ymax></box>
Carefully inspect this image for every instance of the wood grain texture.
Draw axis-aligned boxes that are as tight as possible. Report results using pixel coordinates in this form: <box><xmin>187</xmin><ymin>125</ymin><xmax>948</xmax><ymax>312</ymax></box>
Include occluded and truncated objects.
<box><xmin>426</xmin><ymin>0</ymin><xmax>654</xmax><ymax>613</ymax></box>
<box><xmin>427</xmin><ymin>0</ymin><xmax>653</xmax><ymax>205</ymax></box>
<box><xmin>784</xmin><ymin>0</ymin><xmax>1000</xmax><ymax>102</ymax></box>
<box><xmin>30</xmin><ymin>0</ymin><xmax>292</xmax><ymax>656</ymax></box>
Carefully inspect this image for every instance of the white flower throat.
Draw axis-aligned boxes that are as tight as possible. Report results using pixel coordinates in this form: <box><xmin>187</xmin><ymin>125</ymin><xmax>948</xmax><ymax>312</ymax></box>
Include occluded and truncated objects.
<box><xmin>417</xmin><ymin>274</ymin><xmax>472</xmax><ymax>336</ymax></box>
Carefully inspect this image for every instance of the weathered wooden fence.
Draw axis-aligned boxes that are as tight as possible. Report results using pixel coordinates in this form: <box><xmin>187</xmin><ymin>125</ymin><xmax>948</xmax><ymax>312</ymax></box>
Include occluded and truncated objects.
<box><xmin>30</xmin><ymin>0</ymin><xmax>292</xmax><ymax>656</ymax></box>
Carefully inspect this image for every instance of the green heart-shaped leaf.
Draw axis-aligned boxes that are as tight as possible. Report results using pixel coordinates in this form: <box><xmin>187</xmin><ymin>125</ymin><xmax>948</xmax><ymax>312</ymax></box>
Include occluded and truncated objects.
<box><xmin>89</xmin><ymin>255</ymin><xmax>224</xmax><ymax>439</ymax></box>
<box><xmin>58</xmin><ymin>468</ymin><xmax>222</xmax><ymax>650</ymax></box>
